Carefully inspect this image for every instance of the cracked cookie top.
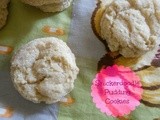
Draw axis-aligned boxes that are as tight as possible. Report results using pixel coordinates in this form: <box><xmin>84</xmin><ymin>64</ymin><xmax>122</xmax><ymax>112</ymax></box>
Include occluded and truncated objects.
<box><xmin>11</xmin><ymin>37</ymin><xmax>79</xmax><ymax>104</ymax></box>
<box><xmin>100</xmin><ymin>0</ymin><xmax>160</xmax><ymax>58</ymax></box>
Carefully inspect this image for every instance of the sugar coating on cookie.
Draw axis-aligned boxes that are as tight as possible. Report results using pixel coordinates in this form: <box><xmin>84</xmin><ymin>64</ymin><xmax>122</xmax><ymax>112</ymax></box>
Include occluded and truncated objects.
<box><xmin>11</xmin><ymin>37</ymin><xmax>79</xmax><ymax>104</ymax></box>
<box><xmin>100</xmin><ymin>0</ymin><xmax>160</xmax><ymax>58</ymax></box>
<box><xmin>0</xmin><ymin>0</ymin><xmax>10</xmax><ymax>29</ymax></box>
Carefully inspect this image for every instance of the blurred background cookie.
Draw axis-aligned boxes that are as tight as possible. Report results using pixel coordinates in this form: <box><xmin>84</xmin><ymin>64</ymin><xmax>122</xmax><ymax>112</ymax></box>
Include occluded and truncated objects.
<box><xmin>21</xmin><ymin>0</ymin><xmax>72</xmax><ymax>12</ymax></box>
<box><xmin>0</xmin><ymin>0</ymin><xmax>10</xmax><ymax>29</ymax></box>
<box><xmin>21</xmin><ymin>0</ymin><xmax>67</xmax><ymax>6</ymax></box>
<box><xmin>38</xmin><ymin>0</ymin><xmax>72</xmax><ymax>13</ymax></box>
<box><xmin>11</xmin><ymin>37</ymin><xmax>79</xmax><ymax>104</ymax></box>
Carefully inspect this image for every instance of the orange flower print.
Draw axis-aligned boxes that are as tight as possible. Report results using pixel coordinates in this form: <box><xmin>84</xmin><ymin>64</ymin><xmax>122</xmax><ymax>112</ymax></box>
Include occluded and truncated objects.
<box><xmin>60</xmin><ymin>96</ymin><xmax>75</xmax><ymax>106</ymax></box>
<box><xmin>0</xmin><ymin>107</ymin><xmax>14</xmax><ymax>118</ymax></box>
<box><xmin>0</xmin><ymin>45</ymin><xmax>13</xmax><ymax>55</ymax></box>
<box><xmin>42</xmin><ymin>26</ymin><xmax>65</xmax><ymax>36</ymax></box>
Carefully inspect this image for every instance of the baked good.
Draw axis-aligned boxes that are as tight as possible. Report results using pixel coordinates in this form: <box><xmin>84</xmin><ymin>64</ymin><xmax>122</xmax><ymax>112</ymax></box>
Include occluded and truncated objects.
<box><xmin>92</xmin><ymin>0</ymin><xmax>160</xmax><ymax>107</ymax></box>
<box><xmin>11</xmin><ymin>37</ymin><xmax>79</xmax><ymax>104</ymax></box>
<box><xmin>21</xmin><ymin>0</ymin><xmax>72</xmax><ymax>12</ymax></box>
<box><xmin>92</xmin><ymin>0</ymin><xmax>160</xmax><ymax>69</ymax></box>
<box><xmin>0</xmin><ymin>0</ymin><xmax>10</xmax><ymax>29</ymax></box>
<box><xmin>101</xmin><ymin>1</ymin><xmax>156</xmax><ymax>57</ymax></box>
<box><xmin>101</xmin><ymin>0</ymin><xmax>160</xmax><ymax>58</ymax></box>
<box><xmin>38</xmin><ymin>0</ymin><xmax>72</xmax><ymax>13</ymax></box>
<box><xmin>21</xmin><ymin>0</ymin><xmax>67</xmax><ymax>6</ymax></box>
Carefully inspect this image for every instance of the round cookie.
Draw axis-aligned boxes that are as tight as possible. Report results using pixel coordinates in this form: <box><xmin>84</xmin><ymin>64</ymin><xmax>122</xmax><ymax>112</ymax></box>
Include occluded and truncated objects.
<box><xmin>0</xmin><ymin>0</ymin><xmax>10</xmax><ymax>29</ymax></box>
<box><xmin>100</xmin><ymin>0</ymin><xmax>159</xmax><ymax>58</ymax></box>
<box><xmin>92</xmin><ymin>0</ymin><xmax>160</xmax><ymax>69</ymax></box>
<box><xmin>21</xmin><ymin>0</ymin><xmax>67</xmax><ymax>6</ymax></box>
<box><xmin>38</xmin><ymin>0</ymin><xmax>72</xmax><ymax>13</ymax></box>
<box><xmin>11</xmin><ymin>37</ymin><xmax>79</xmax><ymax>104</ymax></box>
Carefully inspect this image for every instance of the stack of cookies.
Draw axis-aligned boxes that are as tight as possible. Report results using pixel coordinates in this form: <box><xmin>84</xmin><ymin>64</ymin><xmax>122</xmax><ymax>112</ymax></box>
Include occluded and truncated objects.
<box><xmin>21</xmin><ymin>0</ymin><xmax>72</xmax><ymax>12</ymax></box>
<box><xmin>91</xmin><ymin>0</ymin><xmax>160</xmax><ymax>107</ymax></box>
<box><xmin>0</xmin><ymin>0</ymin><xmax>10</xmax><ymax>29</ymax></box>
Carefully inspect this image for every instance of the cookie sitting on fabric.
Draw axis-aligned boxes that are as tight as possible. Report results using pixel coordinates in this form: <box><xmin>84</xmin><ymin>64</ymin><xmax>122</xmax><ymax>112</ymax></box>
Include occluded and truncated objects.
<box><xmin>92</xmin><ymin>0</ymin><xmax>160</xmax><ymax>58</ymax></box>
<box><xmin>100</xmin><ymin>0</ymin><xmax>160</xmax><ymax>58</ymax></box>
<box><xmin>92</xmin><ymin>0</ymin><xmax>160</xmax><ymax>70</ymax></box>
<box><xmin>11</xmin><ymin>37</ymin><xmax>79</xmax><ymax>104</ymax></box>
<box><xmin>21</xmin><ymin>0</ymin><xmax>72</xmax><ymax>12</ymax></box>
<box><xmin>0</xmin><ymin>0</ymin><xmax>10</xmax><ymax>29</ymax></box>
<box><xmin>92</xmin><ymin>0</ymin><xmax>160</xmax><ymax>107</ymax></box>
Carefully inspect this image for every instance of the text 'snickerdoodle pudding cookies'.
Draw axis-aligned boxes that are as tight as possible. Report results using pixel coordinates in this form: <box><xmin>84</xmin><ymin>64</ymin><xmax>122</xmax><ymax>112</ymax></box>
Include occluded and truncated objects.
<box><xmin>11</xmin><ymin>37</ymin><xmax>79</xmax><ymax>104</ymax></box>
<box><xmin>21</xmin><ymin>0</ymin><xmax>72</xmax><ymax>12</ymax></box>
<box><xmin>92</xmin><ymin>0</ymin><xmax>160</xmax><ymax>107</ymax></box>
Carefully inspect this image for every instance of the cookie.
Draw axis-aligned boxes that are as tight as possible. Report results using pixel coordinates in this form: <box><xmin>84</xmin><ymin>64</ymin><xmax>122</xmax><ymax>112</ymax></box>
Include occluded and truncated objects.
<box><xmin>0</xmin><ymin>0</ymin><xmax>10</xmax><ymax>29</ymax></box>
<box><xmin>0</xmin><ymin>0</ymin><xmax>10</xmax><ymax>8</ymax></box>
<box><xmin>38</xmin><ymin>0</ymin><xmax>72</xmax><ymax>13</ymax></box>
<box><xmin>114</xmin><ymin>44</ymin><xmax>160</xmax><ymax>106</ymax></box>
<box><xmin>21</xmin><ymin>0</ymin><xmax>67</xmax><ymax>6</ymax></box>
<box><xmin>143</xmin><ymin>88</ymin><xmax>160</xmax><ymax>105</ymax></box>
<box><xmin>92</xmin><ymin>0</ymin><xmax>160</xmax><ymax>107</ymax></box>
<box><xmin>100</xmin><ymin>0</ymin><xmax>159</xmax><ymax>58</ymax></box>
<box><xmin>91</xmin><ymin>0</ymin><xmax>113</xmax><ymax>41</ymax></box>
<box><xmin>114</xmin><ymin>41</ymin><xmax>160</xmax><ymax>71</ymax></box>
<box><xmin>136</xmin><ymin>66</ymin><xmax>160</xmax><ymax>87</ymax></box>
<box><xmin>0</xmin><ymin>8</ymin><xmax>8</xmax><ymax>29</ymax></box>
<box><xmin>92</xmin><ymin>0</ymin><xmax>160</xmax><ymax>58</ymax></box>
<box><xmin>11</xmin><ymin>37</ymin><xmax>79</xmax><ymax>104</ymax></box>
